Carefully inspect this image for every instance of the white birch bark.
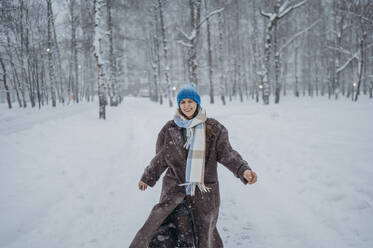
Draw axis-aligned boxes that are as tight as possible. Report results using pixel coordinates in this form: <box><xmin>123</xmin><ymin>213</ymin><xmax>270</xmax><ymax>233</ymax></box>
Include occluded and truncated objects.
<box><xmin>93</xmin><ymin>0</ymin><xmax>107</xmax><ymax>119</ymax></box>
<box><xmin>260</xmin><ymin>0</ymin><xmax>306</xmax><ymax>104</ymax></box>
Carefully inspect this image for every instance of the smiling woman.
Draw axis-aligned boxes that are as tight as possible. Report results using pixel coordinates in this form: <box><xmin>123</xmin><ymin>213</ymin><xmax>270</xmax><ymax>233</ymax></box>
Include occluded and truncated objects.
<box><xmin>130</xmin><ymin>83</ymin><xmax>257</xmax><ymax>248</ymax></box>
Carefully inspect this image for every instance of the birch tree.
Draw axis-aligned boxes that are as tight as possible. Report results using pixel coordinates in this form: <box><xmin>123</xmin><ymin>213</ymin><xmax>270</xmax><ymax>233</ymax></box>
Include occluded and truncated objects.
<box><xmin>93</xmin><ymin>0</ymin><xmax>108</xmax><ymax>119</ymax></box>
<box><xmin>217</xmin><ymin>1</ymin><xmax>226</xmax><ymax>105</ymax></box>
<box><xmin>107</xmin><ymin>0</ymin><xmax>120</xmax><ymax>106</ymax></box>
<box><xmin>47</xmin><ymin>0</ymin><xmax>57</xmax><ymax>106</ymax></box>
<box><xmin>68</xmin><ymin>0</ymin><xmax>79</xmax><ymax>103</ymax></box>
<box><xmin>250</xmin><ymin>0</ymin><xmax>265</xmax><ymax>102</ymax></box>
<box><xmin>176</xmin><ymin>0</ymin><xmax>202</xmax><ymax>87</ymax></box>
<box><xmin>203</xmin><ymin>0</ymin><xmax>214</xmax><ymax>103</ymax></box>
<box><xmin>1</xmin><ymin>0</ymin><xmax>372</xmax><ymax>109</ymax></box>
<box><xmin>0</xmin><ymin>55</ymin><xmax>11</xmax><ymax>108</ymax></box>
<box><xmin>330</xmin><ymin>0</ymin><xmax>373</xmax><ymax>101</ymax></box>
<box><xmin>157</xmin><ymin>0</ymin><xmax>173</xmax><ymax>107</ymax></box>
<box><xmin>80</xmin><ymin>0</ymin><xmax>95</xmax><ymax>102</ymax></box>
<box><xmin>260</xmin><ymin>0</ymin><xmax>306</xmax><ymax>104</ymax></box>
<box><xmin>351</xmin><ymin>2</ymin><xmax>371</xmax><ymax>102</ymax></box>
<box><xmin>177</xmin><ymin>0</ymin><xmax>223</xmax><ymax>89</ymax></box>
<box><xmin>149</xmin><ymin>0</ymin><xmax>163</xmax><ymax>104</ymax></box>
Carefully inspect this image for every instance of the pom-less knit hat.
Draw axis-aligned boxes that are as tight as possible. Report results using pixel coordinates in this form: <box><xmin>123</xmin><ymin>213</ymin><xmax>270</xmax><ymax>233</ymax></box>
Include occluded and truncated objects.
<box><xmin>177</xmin><ymin>83</ymin><xmax>201</xmax><ymax>107</ymax></box>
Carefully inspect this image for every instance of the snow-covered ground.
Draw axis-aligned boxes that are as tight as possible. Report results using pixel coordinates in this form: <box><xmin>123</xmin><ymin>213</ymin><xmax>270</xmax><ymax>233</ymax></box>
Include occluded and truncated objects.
<box><xmin>1</xmin><ymin>96</ymin><xmax>372</xmax><ymax>248</ymax></box>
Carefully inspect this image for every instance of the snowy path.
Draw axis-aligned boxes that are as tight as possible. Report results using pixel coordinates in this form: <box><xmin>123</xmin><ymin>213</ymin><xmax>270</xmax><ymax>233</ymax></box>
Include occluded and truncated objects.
<box><xmin>1</xmin><ymin>97</ymin><xmax>372</xmax><ymax>248</ymax></box>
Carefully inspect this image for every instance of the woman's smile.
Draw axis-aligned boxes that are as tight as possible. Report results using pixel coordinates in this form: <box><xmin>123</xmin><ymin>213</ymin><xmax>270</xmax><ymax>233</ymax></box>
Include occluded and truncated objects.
<box><xmin>179</xmin><ymin>98</ymin><xmax>197</xmax><ymax>119</ymax></box>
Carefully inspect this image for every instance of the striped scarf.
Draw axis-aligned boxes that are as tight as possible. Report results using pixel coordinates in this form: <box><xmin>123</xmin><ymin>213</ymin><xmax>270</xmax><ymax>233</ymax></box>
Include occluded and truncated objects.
<box><xmin>173</xmin><ymin>108</ymin><xmax>211</xmax><ymax>196</ymax></box>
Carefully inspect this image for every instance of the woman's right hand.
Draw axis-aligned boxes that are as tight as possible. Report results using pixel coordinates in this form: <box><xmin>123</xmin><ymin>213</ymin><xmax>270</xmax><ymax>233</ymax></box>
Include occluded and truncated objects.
<box><xmin>138</xmin><ymin>180</ymin><xmax>148</xmax><ymax>191</ymax></box>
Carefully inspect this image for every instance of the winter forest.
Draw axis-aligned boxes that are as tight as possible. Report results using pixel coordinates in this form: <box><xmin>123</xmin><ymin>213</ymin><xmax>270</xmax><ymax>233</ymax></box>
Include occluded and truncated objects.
<box><xmin>1</xmin><ymin>0</ymin><xmax>372</xmax><ymax>118</ymax></box>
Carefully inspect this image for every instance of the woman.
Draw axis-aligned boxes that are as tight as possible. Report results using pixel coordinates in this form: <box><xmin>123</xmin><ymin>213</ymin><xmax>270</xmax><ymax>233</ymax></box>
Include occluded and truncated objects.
<box><xmin>130</xmin><ymin>84</ymin><xmax>257</xmax><ymax>248</ymax></box>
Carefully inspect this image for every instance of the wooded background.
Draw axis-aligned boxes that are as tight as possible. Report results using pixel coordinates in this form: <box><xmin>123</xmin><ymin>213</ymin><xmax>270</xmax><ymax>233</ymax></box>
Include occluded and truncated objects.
<box><xmin>1</xmin><ymin>0</ymin><xmax>372</xmax><ymax>118</ymax></box>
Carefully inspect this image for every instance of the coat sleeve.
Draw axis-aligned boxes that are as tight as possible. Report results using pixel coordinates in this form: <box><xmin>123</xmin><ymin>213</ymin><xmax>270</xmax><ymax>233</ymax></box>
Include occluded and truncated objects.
<box><xmin>216</xmin><ymin>125</ymin><xmax>251</xmax><ymax>184</ymax></box>
<box><xmin>140</xmin><ymin>123</ymin><xmax>169</xmax><ymax>187</ymax></box>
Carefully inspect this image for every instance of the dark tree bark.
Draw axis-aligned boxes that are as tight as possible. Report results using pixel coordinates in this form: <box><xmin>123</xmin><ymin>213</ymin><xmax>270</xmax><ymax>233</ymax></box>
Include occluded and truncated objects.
<box><xmin>0</xmin><ymin>56</ymin><xmax>12</xmax><ymax>109</ymax></box>
<box><xmin>354</xmin><ymin>30</ymin><xmax>366</xmax><ymax>102</ymax></box>
<box><xmin>158</xmin><ymin>0</ymin><xmax>173</xmax><ymax>107</ymax></box>
<box><xmin>46</xmin><ymin>0</ymin><xmax>57</xmax><ymax>106</ymax></box>
<box><xmin>107</xmin><ymin>0</ymin><xmax>119</xmax><ymax>106</ymax></box>
<box><xmin>204</xmin><ymin>0</ymin><xmax>214</xmax><ymax>104</ymax></box>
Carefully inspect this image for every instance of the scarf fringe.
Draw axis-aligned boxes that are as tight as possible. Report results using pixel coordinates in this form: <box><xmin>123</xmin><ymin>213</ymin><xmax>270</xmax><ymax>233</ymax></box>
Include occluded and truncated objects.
<box><xmin>183</xmin><ymin>128</ymin><xmax>194</xmax><ymax>149</ymax></box>
<box><xmin>197</xmin><ymin>183</ymin><xmax>211</xmax><ymax>193</ymax></box>
<box><xmin>178</xmin><ymin>182</ymin><xmax>211</xmax><ymax>196</ymax></box>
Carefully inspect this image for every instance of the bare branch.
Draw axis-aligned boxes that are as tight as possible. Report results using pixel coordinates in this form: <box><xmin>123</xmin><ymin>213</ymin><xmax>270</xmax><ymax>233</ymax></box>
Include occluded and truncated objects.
<box><xmin>337</xmin><ymin>9</ymin><xmax>373</xmax><ymax>25</ymax></box>
<box><xmin>177</xmin><ymin>7</ymin><xmax>223</xmax><ymax>43</ymax></box>
<box><xmin>337</xmin><ymin>53</ymin><xmax>359</xmax><ymax>73</ymax></box>
<box><xmin>279</xmin><ymin>0</ymin><xmax>290</xmax><ymax>14</ymax></box>
<box><xmin>327</xmin><ymin>46</ymin><xmax>352</xmax><ymax>57</ymax></box>
<box><xmin>337</xmin><ymin>42</ymin><xmax>373</xmax><ymax>73</ymax></box>
<box><xmin>176</xmin><ymin>27</ymin><xmax>194</xmax><ymax>41</ymax></box>
<box><xmin>279</xmin><ymin>0</ymin><xmax>307</xmax><ymax>19</ymax></box>
<box><xmin>280</xmin><ymin>18</ymin><xmax>320</xmax><ymax>52</ymax></box>
<box><xmin>196</xmin><ymin>7</ymin><xmax>224</xmax><ymax>30</ymax></box>
<box><xmin>260</xmin><ymin>8</ymin><xmax>272</xmax><ymax>18</ymax></box>
<box><xmin>176</xmin><ymin>40</ymin><xmax>193</xmax><ymax>48</ymax></box>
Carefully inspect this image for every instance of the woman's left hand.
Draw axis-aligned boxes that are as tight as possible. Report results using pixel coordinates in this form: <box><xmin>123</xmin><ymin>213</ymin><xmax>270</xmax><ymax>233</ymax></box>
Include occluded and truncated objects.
<box><xmin>243</xmin><ymin>169</ymin><xmax>257</xmax><ymax>184</ymax></box>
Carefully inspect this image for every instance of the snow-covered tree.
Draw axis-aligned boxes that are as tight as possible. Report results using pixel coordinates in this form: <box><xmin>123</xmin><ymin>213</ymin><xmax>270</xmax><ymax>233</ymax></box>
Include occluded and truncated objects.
<box><xmin>157</xmin><ymin>0</ymin><xmax>173</xmax><ymax>107</ymax></box>
<box><xmin>93</xmin><ymin>0</ymin><xmax>108</xmax><ymax>119</ymax></box>
<box><xmin>260</xmin><ymin>0</ymin><xmax>306</xmax><ymax>104</ymax></box>
<box><xmin>1</xmin><ymin>0</ymin><xmax>372</xmax><ymax>109</ymax></box>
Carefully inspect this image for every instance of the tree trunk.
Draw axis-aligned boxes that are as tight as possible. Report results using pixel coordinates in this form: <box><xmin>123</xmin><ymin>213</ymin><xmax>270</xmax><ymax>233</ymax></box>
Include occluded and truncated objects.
<box><xmin>235</xmin><ymin>0</ymin><xmax>243</xmax><ymax>103</ymax></box>
<box><xmin>262</xmin><ymin>20</ymin><xmax>272</xmax><ymax>105</ymax></box>
<box><xmin>218</xmin><ymin>10</ymin><xmax>225</xmax><ymax>105</ymax></box>
<box><xmin>6</xmin><ymin>32</ymin><xmax>22</xmax><ymax>108</ymax></box>
<box><xmin>158</xmin><ymin>0</ymin><xmax>173</xmax><ymax>107</ymax></box>
<box><xmin>250</xmin><ymin>0</ymin><xmax>261</xmax><ymax>103</ymax></box>
<box><xmin>94</xmin><ymin>0</ymin><xmax>107</xmax><ymax>119</ymax></box>
<box><xmin>155</xmin><ymin>35</ymin><xmax>162</xmax><ymax>104</ymax></box>
<box><xmin>19</xmin><ymin>0</ymin><xmax>27</xmax><ymax>108</ymax></box>
<box><xmin>0</xmin><ymin>56</ymin><xmax>12</xmax><ymax>109</ymax></box>
<box><xmin>274</xmin><ymin>17</ymin><xmax>281</xmax><ymax>104</ymax></box>
<box><xmin>204</xmin><ymin>0</ymin><xmax>214</xmax><ymax>104</ymax></box>
<box><xmin>36</xmin><ymin>47</ymin><xmax>42</xmax><ymax>109</ymax></box>
<box><xmin>152</xmin><ymin>2</ymin><xmax>163</xmax><ymax>104</ymax></box>
<box><xmin>47</xmin><ymin>0</ymin><xmax>57</xmax><ymax>107</ymax></box>
<box><xmin>150</xmin><ymin>23</ymin><xmax>159</xmax><ymax>102</ymax></box>
<box><xmin>188</xmin><ymin>0</ymin><xmax>201</xmax><ymax>87</ymax></box>
<box><xmin>156</xmin><ymin>33</ymin><xmax>162</xmax><ymax>105</ymax></box>
<box><xmin>354</xmin><ymin>33</ymin><xmax>366</xmax><ymax>102</ymax></box>
<box><xmin>294</xmin><ymin>47</ymin><xmax>299</xmax><ymax>97</ymax></box>
<box><xmin>69</xmin><ymin>0</ymin><xmax>79</xmax><ymax>104</ymax></box>
<box><xmin>51</xmin><ymin>1</ymin><xmax>64</xmax><ymax>104</ymax></box>
<box><xmin>107</xmin><ymin>0</ymin><xmax>119</xmax><ymax>106</ymax></box>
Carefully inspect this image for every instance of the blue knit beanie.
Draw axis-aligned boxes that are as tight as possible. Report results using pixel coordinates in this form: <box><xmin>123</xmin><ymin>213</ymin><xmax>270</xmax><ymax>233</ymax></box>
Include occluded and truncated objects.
<box><xmin>177</xmin><ymin>83</ymin><xmax>201</xmax><ymax>107</ymax></box>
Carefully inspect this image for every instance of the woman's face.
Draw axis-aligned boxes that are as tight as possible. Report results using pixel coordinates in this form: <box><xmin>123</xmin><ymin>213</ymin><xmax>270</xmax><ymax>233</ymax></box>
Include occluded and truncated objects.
<box><xmin>179</xmin><ymin>98</ymin><xmax>198</xmax><ymax>119</ymax></box>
